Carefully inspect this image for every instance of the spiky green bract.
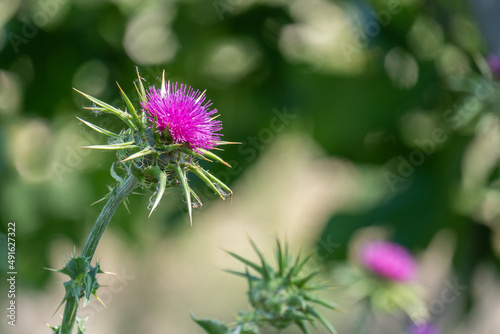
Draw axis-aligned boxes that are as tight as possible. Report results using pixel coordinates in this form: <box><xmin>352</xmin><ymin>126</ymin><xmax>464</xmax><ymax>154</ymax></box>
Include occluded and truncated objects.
<box><xmin>192</xmin><ymin>238</ymin><xmax>339</xmax><ymax>334</ymax></box>
<box><xmin>48</xmin><ymin>255</ymin><xmax>104</xmax><ymax>314</ymax></box>
<box><xmin>75</xmin><ymin>68</ymin><xmax>235</xmax><ymax>223</ymax></box>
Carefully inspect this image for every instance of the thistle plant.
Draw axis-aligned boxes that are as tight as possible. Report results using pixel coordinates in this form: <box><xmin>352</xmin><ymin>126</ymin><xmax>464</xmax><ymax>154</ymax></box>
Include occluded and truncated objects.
<box><xmin>335</xmin><ymin>240</ymin><xmax>428</xmax><ymax>333</ymax></box>
<box><xmin>192</xmin><ymin>238</ymin><xmax>339</xmax><ymax>334</ymax></box>
<box><xmin>50</xmin><ymin>68</ymin><xmax>235</xmax><ymax>333</ymax></box>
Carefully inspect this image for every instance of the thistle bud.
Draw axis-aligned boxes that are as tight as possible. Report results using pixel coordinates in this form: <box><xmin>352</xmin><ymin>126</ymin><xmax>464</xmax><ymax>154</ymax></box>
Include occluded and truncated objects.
<box><xmin>193</xmin><ymin>238</ymin><xmax>340</xmax><ymax>334</ymax></box>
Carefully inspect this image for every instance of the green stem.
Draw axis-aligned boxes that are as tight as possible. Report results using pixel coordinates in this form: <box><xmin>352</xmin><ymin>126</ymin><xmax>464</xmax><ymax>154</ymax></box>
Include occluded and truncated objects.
<box><xmin>60</xmin><ymin>174</ymin><xmax>139</xmax><ymax>334</ymax></box>
<box><xmin>355</xmin><ymin>300</ymin><xmax>374</xmax><ymax>334</ymax></box>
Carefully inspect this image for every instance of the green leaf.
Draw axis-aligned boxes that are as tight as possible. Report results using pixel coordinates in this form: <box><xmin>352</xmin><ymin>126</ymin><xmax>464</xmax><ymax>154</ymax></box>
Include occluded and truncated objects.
<box><xmin>214</xmin><ymin>141</ymin><xmax>242</xmax><ymax>146</ymax></box>
<box><xmin>76</xmin><ymin>117</ymin><xmax>120</xmax><ymax>138</ymax></box>
<box><xmin>149</xmin><ymin>171</ymin><xmax>167</xmax><ymax>217</ymax></box>
<box><xmin>224</xmin><ymin>250</ymin><xmax>264</xmax><ymax>276</ymax></box>
<box><xmin>134</xmin><ymin>66</ymin><xmax>147</xmax><ymax>103</ymax></box>
<box><xmin>181</xmin><ymin>147</ymin><xmax>212</xmax><ymax>163</ymax></box>
<box><xmin>188</xmin><ymin>186</ymin><xmax>203</xmax><ymax>208</ymax></box>
<box><xmin>228</xmin><ymin>326</ymin><xmax>243</xmax><ymax>334</ymax></box>
<box><xmin>190</xmin><ymin>312</ymin><xmax>229</xmax><ymax>334</ymax></box>
<box><xmin>58</xmin><ymin>256</ymin><xmax>90</xmax><ymax>280</ymax></box>
<box><xmin>275</xmin><ymin>237</ymin><xmax>285</xmax><ymax>276</ymax></box>
<box><xmin>201</xmin><ymin>169</ymin><xmax>233</xmax><ymax>201</ymax></box>
<box><xmin>158</xmin><ymin>143</ymin><xmax>182</xmax><ymax>151</ymax></box>
<box><xmin>60</xmin><ymin>273</ymin><xmax>85</xmax><ymax>309</ymax></box>
<box><xmin>295</xmin><ymin>269</ymin><xmax>320</xmax><ymax>288</ymax></box>
<box><xmin>110</xmin><ymin>162</ymin><xmax>124</xmax><ymax>184</ymax></box>
<box><xmin>84</xmin><ymin>263</ymin><xmax>101</xmax><ymax>307</ymax></box>
<box><xmin>81</xmin><ymin>141</ymin><xmax>137</xmax><ymax>151</ymax></box>
<box><xmin>295</xmin><ymin>320</ymin><xmax>311</xmax><ymax>334</ymax></box>
<box><xmin>76</xmin><ymin>317</ymin><xmax>88</xmax><ymax>334</ymax></box>
<box><xmin>302</xmin><ymin>293</ymin><xmax>340</xmax><ymax>310</ymax></box>
<box><xmin>74</xmin><ymin>88</ymin><xmax>136</xmax><ymax>130</ymax></box>
<box><xmin>248</xmin><ymin>238</ymin><xmax>274</xmax><ymax>280</ymax></box>
<box><xmin>199</xmin><ymin>148</ymin><xmax>232</xmax><ymax>167</ymax></box>
<box><xmin>120</xmin><ymin>146</ymin><xmax>154</xmax><ymax>162</ymax></box>
<box><xmin>176</xmin><ymin>165</ymin><xmax>192</xmax><ymax>224</ymax></box>
<box><xmin>223</xmin><ymin>269</ymin><xmax>259</xmax><ymax>281</ymax></box>
<box><xmin>117</xmin><ymin>82</ymin><xmax>144</xmax><ymax>136</ymax></box>
<box><xmin>305</xmin><ymin>306</ymin><xmax>336</xmax><ymax>334</ymax></box>
<box><xmin>48</xmin><ymin>324</ymin><xmax>61</xmax><ymax>334</ymax></box>
<box><xmin>189</xmin><ymin>167</ymin><xmax>225</xmax><ymax>199</ymax></box>
<box><xmin>292</xmin><ymin>251</ymin><xmax>315</xmax><ymax>277</ymax></box>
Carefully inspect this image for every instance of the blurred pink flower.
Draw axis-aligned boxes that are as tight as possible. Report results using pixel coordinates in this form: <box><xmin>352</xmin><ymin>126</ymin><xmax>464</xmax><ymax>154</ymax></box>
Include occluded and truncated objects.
<box><xmin>487</xmin><ymin>53</ymin><xmax>500</xmax><ymax>78</ymax></box>
<box><xmin>409</xmin><ymin>322</ymin><xmax>439</xmax><ymax>334</ymax></box>
<box><xmin>358</xmin><ymin>241</ymin><xmax>416</xmax><ymax>282</ymax></box>
<box><xmin>142</xmin><ymin>82</ymin><xmax>222</xmax><ymax>151</ymax></box>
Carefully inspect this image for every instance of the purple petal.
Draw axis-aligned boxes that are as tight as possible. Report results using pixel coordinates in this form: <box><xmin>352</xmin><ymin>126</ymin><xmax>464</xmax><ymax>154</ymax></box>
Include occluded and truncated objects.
<box><xmin>141</xmin><ymin>82</ymin><xmax>223</xmax><ymax>151</ymax></box>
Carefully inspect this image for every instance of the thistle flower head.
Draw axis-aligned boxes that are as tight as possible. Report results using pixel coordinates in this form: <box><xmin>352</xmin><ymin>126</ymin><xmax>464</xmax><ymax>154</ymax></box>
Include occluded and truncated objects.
<box><xmin>74</xmin><ymin>68</ymin><xmax>237</xmax><ymax>223</ymax></box>
<box><xmin>358</xmin><ymin>241</ymin><xmax>416</xmax><ymax>282</ymax></box>
<box><xmin>142</xmin><ymin>82</ymin><xmax>222</xmax><ymax>151</ymax></box>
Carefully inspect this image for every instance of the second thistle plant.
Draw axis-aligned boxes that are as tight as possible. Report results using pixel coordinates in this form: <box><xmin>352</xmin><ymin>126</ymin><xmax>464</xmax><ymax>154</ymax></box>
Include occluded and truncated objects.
<box><xmin>192</xmin><ymin>238</ymin><xmax>339</xmax><ymax>334</ymax></box>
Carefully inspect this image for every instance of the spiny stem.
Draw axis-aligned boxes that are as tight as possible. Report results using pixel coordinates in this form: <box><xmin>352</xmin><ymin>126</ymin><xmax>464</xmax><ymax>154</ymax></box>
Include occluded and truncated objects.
<box><xmin>60</xmin><ymin>174</ymin><xmax>139</xmax><ymax>334</ymax></box>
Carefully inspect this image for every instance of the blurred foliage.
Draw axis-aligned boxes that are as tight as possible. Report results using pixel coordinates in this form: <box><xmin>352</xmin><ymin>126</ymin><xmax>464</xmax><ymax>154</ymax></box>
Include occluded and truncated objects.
<box><xmin>1</xmin><ymin>3</ymin><xmax>500</xmax><ymax>329</ymax></box>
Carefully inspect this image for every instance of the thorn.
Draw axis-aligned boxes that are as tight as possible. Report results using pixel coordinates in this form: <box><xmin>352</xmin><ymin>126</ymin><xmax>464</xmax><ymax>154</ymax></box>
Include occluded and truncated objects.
<box><xmin>161</xmin><ymin>70</ymin><xmax>167</xmax><ymax>97</ymax></box>
<box><xmin>95</xmin><ymin>295</ymin><xmax>107</xmax><ymax>309</ymax></box>
<box><xmin>90</xmin><ymin>197</ymin><xmax>107</xmax><ymax>206</ymax></box>
<box><xmin>131</xmin><ymin>191</ymin><xmax>144</xmax><ymax>196</ymax></box>
<box><xmin>134</xmin><ymin>82</ymin><xmax>141</xmax><ymax>99</ymax></box>
<box><xmin>116</xmin><ymin>81</ymin><xmax>124</xmax><ymax>94</ymax></box>
<box><xmin>195</xmin><ymin>89</ymin><xmax>206</xmax><ymax>103</ymax></box>
<box><xmin>123</xmin><ymin>200</ymin><xmax>130</xmax><ymax>213</ymax></box>
<box><xmin>209</xmin><ymin>114</ymin><xmax>221</xmax><ymax>121</ymax></box>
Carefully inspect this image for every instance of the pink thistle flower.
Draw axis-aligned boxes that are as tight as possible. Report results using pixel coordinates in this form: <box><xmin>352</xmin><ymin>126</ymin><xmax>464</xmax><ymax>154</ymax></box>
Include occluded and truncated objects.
<box><xmin>142</xmin><ymin>82</ymin><xmax>222</xmax><ymax>151</ymax></box>
<box><xmin>409</xmin><ymin>323</ymin><xmax>439</xmax><ymax>334</ymax></box>
<box><xmin>358</xmin><ymin>241</ymin><xmax>416</xmax><ymax>282</ymax></box>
